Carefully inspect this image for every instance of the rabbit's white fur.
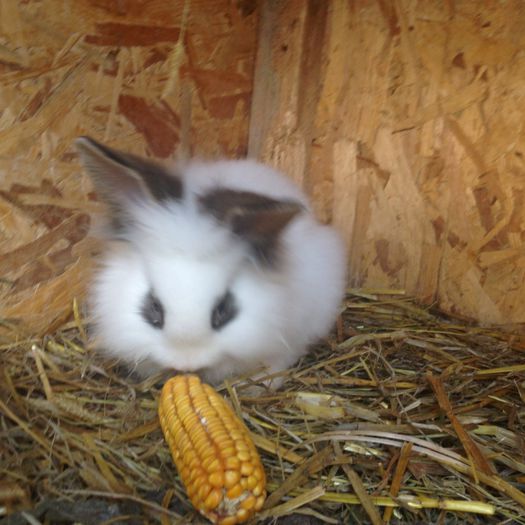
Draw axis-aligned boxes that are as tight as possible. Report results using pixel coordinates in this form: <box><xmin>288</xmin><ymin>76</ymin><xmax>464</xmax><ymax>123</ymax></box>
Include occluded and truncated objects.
<box><xmin>84</xmin><ymin>152</ymin><xmax>346</xmax><ymax>384</ymax></box>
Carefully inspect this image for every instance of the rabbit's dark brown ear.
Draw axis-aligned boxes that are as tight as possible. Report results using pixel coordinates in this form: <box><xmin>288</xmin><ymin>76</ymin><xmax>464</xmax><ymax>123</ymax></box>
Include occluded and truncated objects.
<box><xmin>76</xmin><ymin>136</ymin><xmax>182</xmax><ymax>232</ymax></box>
<box><xmin>199</xmin><ymin>189</ymin><xmax>303</xmax><ymax>263</ymax></box>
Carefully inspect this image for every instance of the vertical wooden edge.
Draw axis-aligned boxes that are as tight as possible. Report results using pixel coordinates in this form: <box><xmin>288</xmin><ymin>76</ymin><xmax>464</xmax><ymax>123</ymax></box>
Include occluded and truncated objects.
<box><xmin>296</xmin><ymin>0</ymin><xmax>330</xmax><ymax>195</ymax></box>
<box><xmin>247</xmin><ymin>0</ymin><xmax>278</xmax><ymax>159</ymax></box>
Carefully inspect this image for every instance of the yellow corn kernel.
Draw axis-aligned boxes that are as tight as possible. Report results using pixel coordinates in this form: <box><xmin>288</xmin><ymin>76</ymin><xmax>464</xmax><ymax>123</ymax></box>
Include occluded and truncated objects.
<box><xmin>158</xmin><ymin>375</ymin><xmax>267</xmax><ymax>524</ymax></box>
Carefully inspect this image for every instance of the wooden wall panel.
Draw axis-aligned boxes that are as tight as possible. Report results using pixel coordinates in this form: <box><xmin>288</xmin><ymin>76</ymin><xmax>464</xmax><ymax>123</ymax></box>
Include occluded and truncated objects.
<box><xmin>0</xmin><ymin>0</ymin><xmax>259</xmax><ymax>337</ymax></box>
<box><xmin>249</xmin><ymin>0</ymin><xmax>525</xmax><ymax>327</ymax></box>
<box><xmin>3</xmin><ymin>0</ymin><xmax>525</xmax><ymax>333</ymax></box>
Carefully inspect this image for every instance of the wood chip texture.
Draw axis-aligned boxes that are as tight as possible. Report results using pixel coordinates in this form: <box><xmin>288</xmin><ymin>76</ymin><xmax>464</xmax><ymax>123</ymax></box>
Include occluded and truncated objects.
<box><xmin>0</xmin><ymin>0</ymin><xmax>258</xmax><ymax>338</ymax></box>
<box><xmin>249</xmin><ymin>0</ymin><xmax>525</xmax><ymax>327</ymax></box>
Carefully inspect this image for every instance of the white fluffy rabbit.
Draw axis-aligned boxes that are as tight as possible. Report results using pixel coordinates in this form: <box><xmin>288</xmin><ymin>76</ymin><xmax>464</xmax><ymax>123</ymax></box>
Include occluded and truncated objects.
<box><xmin>76</xmin><ymin>137</ymin><xmax>346</xmax><ymax>385</ymax></box>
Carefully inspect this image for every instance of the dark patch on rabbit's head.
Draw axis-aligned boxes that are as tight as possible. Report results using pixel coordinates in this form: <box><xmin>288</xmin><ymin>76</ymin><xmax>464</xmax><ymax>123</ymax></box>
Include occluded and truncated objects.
<box><xmin>75</xmin><ymin>136</ymin><xmax>183</xmax><ymax>234</ymax></box>
<box><xmin>199</xmin><ymin>188</ymin><xmax>304</xmax><ymax>265</ymax></box>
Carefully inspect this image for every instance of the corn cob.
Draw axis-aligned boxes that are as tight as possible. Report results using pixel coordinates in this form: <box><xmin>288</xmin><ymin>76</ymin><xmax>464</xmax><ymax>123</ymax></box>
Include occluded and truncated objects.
<box><xmin>158</xmin><ymin>375</ymin><xmax>266</xmax><ymax>524</ymax></box>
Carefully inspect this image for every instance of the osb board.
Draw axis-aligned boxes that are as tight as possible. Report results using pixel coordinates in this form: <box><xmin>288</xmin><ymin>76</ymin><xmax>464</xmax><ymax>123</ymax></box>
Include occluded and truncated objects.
<box><xmin>249</xmin><ymin>0</ymin><xmax>525</xmax><ymax>328</ymax></box>
<box><xmin>0</xmin><ymin>0</ymin><xmax>259</xmax><ymax>338</ymax></box>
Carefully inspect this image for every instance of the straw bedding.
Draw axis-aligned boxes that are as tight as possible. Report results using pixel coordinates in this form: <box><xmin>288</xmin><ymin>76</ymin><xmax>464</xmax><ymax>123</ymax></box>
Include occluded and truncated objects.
<box><xmin>1</xmin><ymin>290</ymin><xmax>524</xmax><ymax>524</ymax></box>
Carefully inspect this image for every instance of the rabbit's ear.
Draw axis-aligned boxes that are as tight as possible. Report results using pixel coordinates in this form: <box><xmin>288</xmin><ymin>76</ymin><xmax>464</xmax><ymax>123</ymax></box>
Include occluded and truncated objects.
<box><xmin>199</xmin><ymin>189</ymin><xmax>303</xmax><ymax>263</ymax></box>
<box><xmin>76</xmin><ymin>136</ymin><xmax>182</xmax><ymax>231</ymax></box>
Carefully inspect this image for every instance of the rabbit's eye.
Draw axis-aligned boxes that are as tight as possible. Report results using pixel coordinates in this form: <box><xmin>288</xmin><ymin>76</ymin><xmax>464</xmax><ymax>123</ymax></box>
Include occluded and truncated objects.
<box><xmin>211</xmin><ymin>291</ymin><xmax>237</xmax><ymax>330</ymax></box>
<box><xmin>142</xmin><ymin>291</ymin><xmax>165</xmax><ymax>329</ymax></box>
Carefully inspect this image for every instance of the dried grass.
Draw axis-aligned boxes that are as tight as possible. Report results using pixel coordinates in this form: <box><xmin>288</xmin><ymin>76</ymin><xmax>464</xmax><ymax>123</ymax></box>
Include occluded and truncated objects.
<box><xmin>1</xmin><ymin>290</ymin><xmax>525</xmax><ymax>524</ymax></box>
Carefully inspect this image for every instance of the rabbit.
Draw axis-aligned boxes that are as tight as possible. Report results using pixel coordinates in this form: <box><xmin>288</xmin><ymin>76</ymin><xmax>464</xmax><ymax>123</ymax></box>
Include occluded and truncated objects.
<box><xmin>76</xmin><ymin>137</ymin><xmax>347</xmax><ymax>386</ymax></box>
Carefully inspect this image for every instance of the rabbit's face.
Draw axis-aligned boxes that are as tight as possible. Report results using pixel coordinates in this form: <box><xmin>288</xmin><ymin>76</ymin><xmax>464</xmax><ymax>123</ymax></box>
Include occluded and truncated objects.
<box><xmin>78</xmin><ymin>137</ymin><xmax>305</xmax><ymax>377</ymax></box>
<box><xmin>92</xmin><ymin>214</ymin><xmax>291</xmax><ymax>374</ymax></box>
<box><xmin>134</xmin><ymin>235</ymin><xmax>245</xmax><ymax>371</ymax></box>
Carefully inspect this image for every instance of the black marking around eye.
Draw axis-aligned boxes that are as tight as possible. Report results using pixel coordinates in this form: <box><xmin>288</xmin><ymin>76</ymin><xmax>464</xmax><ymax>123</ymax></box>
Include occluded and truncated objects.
<box><xmin>141</xmin><ymin>290</ymin><xmax>165</xmax><ymax>329</ymax></box>
<box><xmin>211</xmin><ymin>291</ymin><xmax>238</xmax><ymax>331</ymax></box>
